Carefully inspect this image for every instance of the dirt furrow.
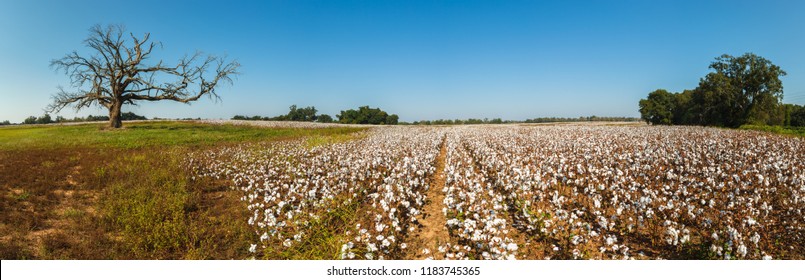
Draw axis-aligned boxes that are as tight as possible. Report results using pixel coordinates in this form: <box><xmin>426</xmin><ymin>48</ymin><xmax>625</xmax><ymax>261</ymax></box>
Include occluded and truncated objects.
<box><xmin>408</xmin><ymin>135</ymin><xmax>450</xmax><ymax>259</ymax></box>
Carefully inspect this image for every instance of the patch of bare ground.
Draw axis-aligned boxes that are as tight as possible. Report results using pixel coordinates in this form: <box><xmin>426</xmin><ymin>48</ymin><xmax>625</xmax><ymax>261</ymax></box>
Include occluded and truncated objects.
<box><xmin>0</xmin><ymin>146</ymin><xmax>254</xmax><ymax>259</ymax></box>
<box><xmin>0</xmin><ymin>148</ymin><xmax>112</xmax><ymax>259</ymax></box>
<box><xmin>407</xmin><ymin>136</ymin><xmax>450</xmax><ymax>259</ymax></box>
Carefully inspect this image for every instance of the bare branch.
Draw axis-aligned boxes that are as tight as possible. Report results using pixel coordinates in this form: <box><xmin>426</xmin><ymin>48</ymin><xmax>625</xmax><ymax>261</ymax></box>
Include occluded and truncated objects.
<box><xmin>48</xmin><ymin>24</ymin><xmax>240</xmax><ymax>128</ymax></box>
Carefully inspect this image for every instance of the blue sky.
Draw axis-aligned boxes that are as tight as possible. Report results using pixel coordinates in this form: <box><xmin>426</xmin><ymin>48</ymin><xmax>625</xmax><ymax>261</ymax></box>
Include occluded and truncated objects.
<box><xmin>1</xmin><ymin>0</ymin><xmax>804</xmax><ymax>123</ymax></box>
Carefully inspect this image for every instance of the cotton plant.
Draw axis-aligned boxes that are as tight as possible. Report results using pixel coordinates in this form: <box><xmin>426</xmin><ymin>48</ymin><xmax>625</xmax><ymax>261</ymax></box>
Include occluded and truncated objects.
<box><xmin>189</xmin><ymin>124</ymin><xmax>804</xmax><ymax>260</ymax></box>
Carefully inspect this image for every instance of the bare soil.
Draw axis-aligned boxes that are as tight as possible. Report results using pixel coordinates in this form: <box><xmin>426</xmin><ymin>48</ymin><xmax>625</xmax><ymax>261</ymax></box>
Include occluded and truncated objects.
<box><xmin>407</xmin><ymin>136</ymin><xmax>450</xmax><ymax>259</ymax></box>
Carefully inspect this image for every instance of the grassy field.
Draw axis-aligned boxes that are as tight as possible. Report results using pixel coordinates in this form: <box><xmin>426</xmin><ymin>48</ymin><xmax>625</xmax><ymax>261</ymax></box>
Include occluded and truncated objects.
<box><xmin>0</xmin><ymin>121</ymin><xmax>363</xmax><ymax>150</ymax></box>
<box><xmin>0</xmin><ymin>121</ymin><xmax>365</xmax><ymax>259</ymax></box>
<box><xmin>739</xmin><ymin>124</ymin><xmax>805</xmax><ymax>137</ymax></box>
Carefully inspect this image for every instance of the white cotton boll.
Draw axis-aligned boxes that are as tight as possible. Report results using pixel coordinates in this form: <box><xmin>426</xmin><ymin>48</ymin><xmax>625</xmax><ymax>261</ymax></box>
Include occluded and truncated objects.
<box><xmin>249</xmin><ymin>244</ymin><xmax>257</xmax><ymax>253</ymax></box>
<box><xmin>506</xmin><ymin>243</ymin><xmax>519</xmax><ymax>251</ymax></box>
<box><xmin>605</xmin><ymin>235</ymin><xmax>617</xmax><ymax>246</ymax></box>
<box><xmin>665</xmin><ymin>228</ymin><xmax>679</xmax><ymax>246</ymax></box>
<box><xmin>710</xmin><ymin>244</ymin><xmax>720</xmax><ymax>255</ymax></box>
<box><xmin>481</xmin><ymin>251</ymin><xmax>490</xmax><ymax>259</ymax></box>
<box><xmin>737</xmin><ymin>244</ymin><xmax>747</xmax><ymax>258</ymax></box>
<box><xmin>680</xmin><ymin>232</ymin><xmax>690</xmax><ymax>244</ymax></box>
<box><xmin>283</xmin><ymin>239</ymin><xmax>292</xmax><ymax>247</ymax></box>
<box><xmin>571</xmin><ymin>235</ymin><xmax>582</xmax><ymax>245</ymax></box>
<box><xmin>750</xmin><ymin>232</ymin><xmax>760</xmax><ymax>245</ymax></box>
<box><xmin>598</xmin><ymin>217</ymin><xmax>608</xmax><ymax>229</ymax></box>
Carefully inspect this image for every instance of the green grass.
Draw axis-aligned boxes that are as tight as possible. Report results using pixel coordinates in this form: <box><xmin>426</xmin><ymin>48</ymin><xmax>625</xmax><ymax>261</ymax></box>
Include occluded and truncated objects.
<box><xmin>739</xmin><ymin>124</ymin><xmax>805</xmax><ymax>137</ymax></box>
<box><xmin>0</xmin><ymin>121</ymin><xmax>366</xmax><ymax>150</ymax></box>
<box><xmin>100</xmin><ymin>151</ymin><xmax>196</xmax><ymax>258</ymax></box>
<box><xmin>0</xmin><ymin>120</ymin><xmax>367</xmax><ymax>259</ymax></box>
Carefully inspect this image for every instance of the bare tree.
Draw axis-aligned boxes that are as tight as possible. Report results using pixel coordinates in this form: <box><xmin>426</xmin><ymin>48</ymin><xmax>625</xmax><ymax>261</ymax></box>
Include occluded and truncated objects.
<box><xmin>49</xmin><ymin>24</ymin><xmax>240</xmax><ymax>128</ymax></box>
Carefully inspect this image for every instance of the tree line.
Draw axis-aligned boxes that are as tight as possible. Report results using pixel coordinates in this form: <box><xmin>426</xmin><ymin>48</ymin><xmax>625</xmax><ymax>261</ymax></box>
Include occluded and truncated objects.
<box><xmin>0</xmin><ymin>112</ymin><xmax>147</xmax><ymax>125</ymax></box>
<box><xmin>639</xmin><ymin>53</ymin><xmax>804</xmax><ymax>127</ymax></box>
<box><xmin>2</xmin><ymin>110</ymin><xmax>641</xmax><ymax>127</ymax></box>
<box><xmin>403</xmin><ymin>116</ymin><xmax>638</xmax><ymax>125</ymax></box>
<box><xmin>233</xmin><ymin>105</ymin><xmax>331</xmax><ymax>122</ymax></box>
<box><xmin>233</xmin><ymin>105</ymin><xmax>399</xmax><ymax>125</ymax></box>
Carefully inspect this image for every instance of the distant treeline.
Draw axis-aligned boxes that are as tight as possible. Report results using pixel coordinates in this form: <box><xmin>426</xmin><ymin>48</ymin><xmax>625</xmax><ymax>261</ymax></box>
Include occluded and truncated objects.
<box><xmin>233</xmin><ymin>105</ymin><xmax>399</xmax><ymax>125</ymax></box>
<box><xmin>0</xmin><ymin>112</ymin><xmax>147</xmax><ymax>125</ymax></box>
<box><xmin>229</xmin><ymin>104</ymin><xmax>639</xmax><ymax>126</ymax></box>
<box><xmin>525</xmin><ymin>116</ymin><xmax>639</xmax><ymax>123</ymax></box>
<box><xmin>234</xmin><ymin>105</ymin><xmax>332</xmax><ymax>122</ymax></box>
<box><xmin>639</xmin><ymin>53</ymin><xmax>805</xmax><ymax>128</ymax></box>
<box><xmin>404</xmin><ymin>118</ymin><xmax>506</xmax><ymax>125</ymax></box>
<box><xmin>402</xmin><ymin>116</ymin><xmax>639</xmax><ymax>125</ymax></box>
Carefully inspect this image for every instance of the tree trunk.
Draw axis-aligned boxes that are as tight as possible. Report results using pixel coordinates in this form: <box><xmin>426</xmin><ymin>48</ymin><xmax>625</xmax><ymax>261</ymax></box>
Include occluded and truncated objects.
<box><xmin>108</xmin><ymin>101</ymin><xmax>123</xmax><ymax>128</ymax></box>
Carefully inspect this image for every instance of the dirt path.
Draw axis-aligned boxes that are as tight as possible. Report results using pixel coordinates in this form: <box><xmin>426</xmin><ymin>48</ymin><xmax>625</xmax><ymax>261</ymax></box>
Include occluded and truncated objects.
<box><xmin>408</xmin><ymin>136</ymin><xmax>450</xmax><ymax>259</ymax></box>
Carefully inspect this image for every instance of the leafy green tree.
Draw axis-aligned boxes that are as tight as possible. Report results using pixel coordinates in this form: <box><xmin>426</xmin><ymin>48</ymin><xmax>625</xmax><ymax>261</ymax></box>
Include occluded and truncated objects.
<box><xmin>385</xmin><ymin>114</ymin><xmax>399</xmax><ymax>125</ymax></box>
<box><xmin>639</xmin><ymin>89</ymin><xmax>675</xmax><ymax>125</ymax></box>
<box><xmin>36</xmin><ymin>114</ymin><xmax>53</xmax><ymax>124</ymax></box>
<box><xmin>337</xmin><ymin>106</ymin><xmax>397</xmax><ymax>125</ymax></box>
<box><xmin>86</xmin><ymin>115</ymin><xmax>110</xmax><ymax>121</ymax></box>
<box><xmin>268</xmin><ymin>105</ymin><xmax>318</xmax><ymax>121</ymax></box>
<box><xmin>694</xmin><ymin>53</ymin><xmax>786</xmax><ymax>127</ymax></box>
<box><xmin>671</xmin><ymin>90</ymin><xmax>694</xmax><ymax>125</ymax></box>
<box><xmin>23</xmin><ymin>116</ymin><xmax>37</xmax><ymax>124</ymax></box>
<box><xmin>639</xmin><ymin>53</ymin><xmax>787</xmax><ymax>127</ymax></box>
<box><xmin>0</xmin><ymin>120</ymin><xmax>11</xmax><ymax>125</ymax></box>
<box><xmin>317</xmin><ymin>114</ymin><xmax>334</xmax><ymax>123</ymax></box>
<box><xmin>790</xmin><ymin>104</ymin><xmax>805</xmax><ymax>127</ymax></box>
<box><xmin>283</xmin><ymin>105</ymin><xmax>315</xmax><ymax>121</ymax></box>
<box><xmin>121</xmin><ymin>112</ymin><xmax>148</xmax><ymax>120</ymax></box>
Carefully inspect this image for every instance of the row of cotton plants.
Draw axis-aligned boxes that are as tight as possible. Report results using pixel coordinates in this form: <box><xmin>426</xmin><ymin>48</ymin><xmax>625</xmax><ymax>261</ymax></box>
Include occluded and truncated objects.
<box><xmin>449</xmin><ymin>125</ymin><xmax>804</xmax><ymax>259</ymax></box>
<box><xmin>189</xmin><ymin>127</ymin><xmax>444</xmax><ymax>259</ymax></box>
<box><xmin>437</xmin><ymin>129</ymin><xmax>521</xmax><ymax>259</ymax></box>
<box><xmin>188</xmin><ymin>124</ymin><xmax>803</xmax><ymax>259</ymax></box>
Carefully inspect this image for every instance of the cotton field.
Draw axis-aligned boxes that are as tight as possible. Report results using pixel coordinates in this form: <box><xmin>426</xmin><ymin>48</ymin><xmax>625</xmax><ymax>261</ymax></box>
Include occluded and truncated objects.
<box><xmin>189</xmin><ymin>124</ymin><xmax>805</xmax><ymax>260</ymax></box>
